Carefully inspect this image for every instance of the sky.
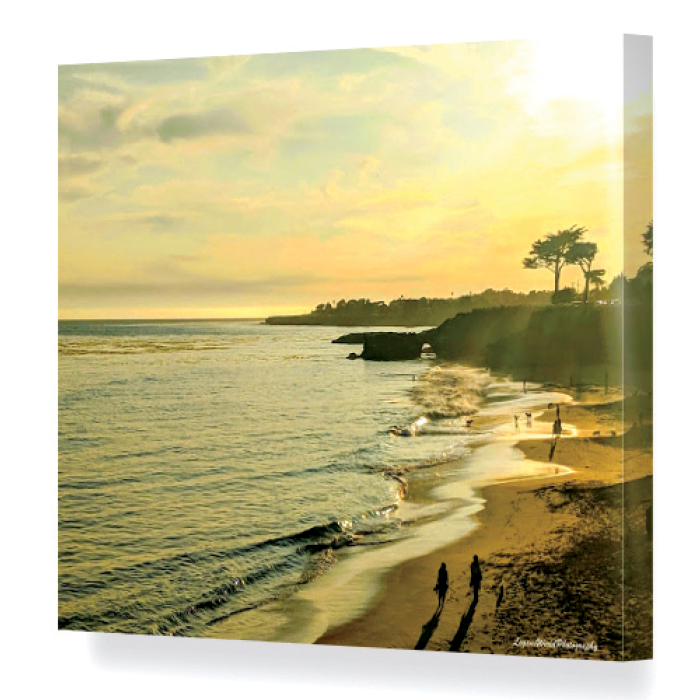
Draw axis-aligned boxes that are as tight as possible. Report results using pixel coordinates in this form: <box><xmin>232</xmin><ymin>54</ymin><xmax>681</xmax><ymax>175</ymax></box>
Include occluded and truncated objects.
<box><xmin>58</xmin><ymin>38</ymin><xmax>652</xmax><ymax>319</ymax></box>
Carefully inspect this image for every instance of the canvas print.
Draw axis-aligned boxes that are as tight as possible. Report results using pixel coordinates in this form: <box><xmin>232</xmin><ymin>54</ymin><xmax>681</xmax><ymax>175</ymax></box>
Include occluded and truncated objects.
<box><xmin>58</xmin><ymin>36</ymin><xmax>652</xmax><ymax>660</ymax></box>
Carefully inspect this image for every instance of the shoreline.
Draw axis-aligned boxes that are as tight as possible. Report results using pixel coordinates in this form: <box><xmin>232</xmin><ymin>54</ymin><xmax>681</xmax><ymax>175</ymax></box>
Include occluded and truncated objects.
<box><xmin>315</xmin><ymin>390</ymin><xmax>652</xmax><ymax>660</ymax></box>
<box><xmin>204</xmin><ymin>377</ymin><xmax>572</xmax><ymax>644</ymax></box>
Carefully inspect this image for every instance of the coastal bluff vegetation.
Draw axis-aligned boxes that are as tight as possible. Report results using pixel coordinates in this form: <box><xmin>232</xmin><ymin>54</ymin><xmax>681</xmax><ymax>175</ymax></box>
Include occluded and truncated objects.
<box><xmin>266</xmin><ymin>288</ymin><xmax>553</xmax><ymax>327</ymax></box>
<box><xmin>266</xmin><ymin>223</ymin><xmax>653</xmax><ymax>389</ymax></box>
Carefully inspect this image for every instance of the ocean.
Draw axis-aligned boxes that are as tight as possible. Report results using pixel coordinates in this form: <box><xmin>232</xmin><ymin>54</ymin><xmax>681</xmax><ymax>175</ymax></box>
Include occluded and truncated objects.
<box><xmin>58</xmin><ymin>319</ymin><xmax>567</xmax><ymax>641</ymax></box>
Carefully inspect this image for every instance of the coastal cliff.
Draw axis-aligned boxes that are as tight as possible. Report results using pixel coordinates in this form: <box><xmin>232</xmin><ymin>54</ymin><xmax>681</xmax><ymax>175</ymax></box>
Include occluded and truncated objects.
<box><xmin>334</xmin><ymin>303</ymin><xmax>651</xmax><ymax>389</ymax></box>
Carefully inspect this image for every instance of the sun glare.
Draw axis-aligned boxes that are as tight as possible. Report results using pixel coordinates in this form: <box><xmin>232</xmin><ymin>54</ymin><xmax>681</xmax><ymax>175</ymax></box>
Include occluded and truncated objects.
<box><xmin>513</xmin><ymin>38</ymin><xmax>623</xmax><ymax>131</ymax></box>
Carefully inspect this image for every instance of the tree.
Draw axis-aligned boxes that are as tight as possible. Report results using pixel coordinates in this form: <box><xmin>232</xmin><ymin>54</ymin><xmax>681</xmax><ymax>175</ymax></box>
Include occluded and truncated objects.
<box><xmin>608</xmin><ymin>274</ymin><xmax>628</xmax><ymax>303</ymax></box>
<box><xmin>551</xmin><ymin>287</ymin><xmax>579</xmax><ymax>304</ymax></box>
<box><xmin>566</xmin><ymin>241</ymin><xmax>601</xmax><ymax>304</ymax></box>
<box><xmin>587</xmin><ymin>269</ymin><xmax>606</xmax><ymax>299</ymax></box>
<box><xmin>642</xmin><ymin>221</ymin><xmax>653</xmax><ymax>257</ymax></box>
<box><xmin>523</xmin><ymin>225</ymin><xmax>586</xmax><ymax>295</ymax></box>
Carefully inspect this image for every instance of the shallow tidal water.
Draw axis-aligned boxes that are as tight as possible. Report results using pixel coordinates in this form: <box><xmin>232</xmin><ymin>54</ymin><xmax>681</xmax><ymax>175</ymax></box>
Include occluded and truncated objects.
<box><xmin>58</xmin><ymin>319</ymin><xmax>567</xmax><ymax>640</ymax></box>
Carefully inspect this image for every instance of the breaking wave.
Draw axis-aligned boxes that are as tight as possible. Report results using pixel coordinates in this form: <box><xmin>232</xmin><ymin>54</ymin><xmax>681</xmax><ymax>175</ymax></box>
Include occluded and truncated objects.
<box><xmin>410</xmin><ymin>365</ymin><xmax>491</xmax><ymax>418</ymax></box>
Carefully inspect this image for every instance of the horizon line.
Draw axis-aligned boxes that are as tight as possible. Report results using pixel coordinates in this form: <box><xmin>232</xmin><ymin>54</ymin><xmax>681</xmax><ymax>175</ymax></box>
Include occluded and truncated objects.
<box><xmin>58</xmin><ymin>316</ymin><xmax>268</xmax><ymax>323</ymax></box>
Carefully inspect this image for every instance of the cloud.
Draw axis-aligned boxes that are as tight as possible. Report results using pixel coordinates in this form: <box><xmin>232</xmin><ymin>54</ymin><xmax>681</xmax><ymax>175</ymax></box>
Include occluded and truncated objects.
<box><xmin>157</xmin><ymin>109</ymin><xmax>250</xmax><ymax>143</ymax></box>
<box><xmin>59</xmin><ymin>102</ymin><xmax>128</xmax><ymax>151</ymax></box>
<box><xmin>59</xmin><ymin>58</ymin><xmax>210</xmax><ymax>92</ymax></box>
<box><xmin>58</xmin><ymin>185</ymin><xmax>95</xmax><ymax>202</ymax></box>
<box><xmin>59</xmin><ymin>274</ymin><xmax>328</xmax><ymax>301</ymax></box>
<box><xmin>58</xmin><ymin>153</ymin><xmax>103</xmax><ymax>177</ymax></box>
<box><xmin>244</xmin><ymin>47</ymin><xmax>416</xmax><ymax>80</ymax></box>
<box><xmin>128</xmin><ymin>214</ymin><xmax>182</xmax><ymax>231</ymax></box>
<box><xmin>99</xmin><ymin>212</ymin><xmax>187</xmax><ymax>233</ymax></box>
<box><xmin>58</xmin><ymin>41</ymin><xmax>633</xmax><ymax>317</ymax></box>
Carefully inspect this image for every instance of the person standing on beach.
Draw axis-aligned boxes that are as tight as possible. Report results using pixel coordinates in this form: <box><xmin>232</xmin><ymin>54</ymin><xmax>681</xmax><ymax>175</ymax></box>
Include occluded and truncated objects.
<box><xmin>496</xmin><ymin>582</ymin><xmax>504</xmax><ymax>609</ymax></box>
<box><xmin>514</xmin><ymin>414</ymin><xmax>519</xmax><ymax>431</ymax></box>
<box><xmin>552</xmin><ymin>413</ymin><xmax>562</xmax><ymax>438</ymax></box>
<box><xmin>435</xmin><ymin>563</ymin><xmax>449</xmax><ymax>610</ymax></box>
<box><xmin>470</xmin><ymin>555</ymin><xmax>482</xmax><ymax>602</ymax></box>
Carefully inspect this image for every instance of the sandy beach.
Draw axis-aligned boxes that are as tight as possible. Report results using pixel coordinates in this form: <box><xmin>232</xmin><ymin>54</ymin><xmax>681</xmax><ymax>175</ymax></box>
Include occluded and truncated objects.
<box><xmin>317</xmin><ymin>389</ymin><xmax>653</xmax><ymax>660</ymax></box>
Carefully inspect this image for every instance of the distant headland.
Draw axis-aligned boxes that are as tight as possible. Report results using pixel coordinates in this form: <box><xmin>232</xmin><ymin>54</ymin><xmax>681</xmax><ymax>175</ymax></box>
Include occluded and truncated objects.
<box><xmin>265</xmin><ymin>289</ymin><xmax>553</xmax><ymax>327</ymax></box>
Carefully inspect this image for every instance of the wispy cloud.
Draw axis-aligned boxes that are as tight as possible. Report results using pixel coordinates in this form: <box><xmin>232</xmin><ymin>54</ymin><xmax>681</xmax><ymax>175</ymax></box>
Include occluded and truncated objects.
<box><xmin>58</xmin><ymin>40</ymin><xmax>633</xmax><ymax>318</ymax></box>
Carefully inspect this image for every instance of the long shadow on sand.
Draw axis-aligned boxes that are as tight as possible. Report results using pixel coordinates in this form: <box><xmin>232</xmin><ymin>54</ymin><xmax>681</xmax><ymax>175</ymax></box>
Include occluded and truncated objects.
<box><xmin>415</xmin><ymin>607</ymin><xmax>443</xmax><ymax>650</ymax></box>
<box><xmin>449</xmin><ymin>599</ymin><xmax>478</xmax><ymax>652</ymax></box>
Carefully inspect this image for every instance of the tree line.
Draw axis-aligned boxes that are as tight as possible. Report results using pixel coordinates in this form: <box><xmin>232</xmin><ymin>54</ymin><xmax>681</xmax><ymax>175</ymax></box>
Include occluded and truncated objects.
<box><xmin>302</xmin><ymin>288</ymin><xmax>553</xmax><ymax>326</ymax></box>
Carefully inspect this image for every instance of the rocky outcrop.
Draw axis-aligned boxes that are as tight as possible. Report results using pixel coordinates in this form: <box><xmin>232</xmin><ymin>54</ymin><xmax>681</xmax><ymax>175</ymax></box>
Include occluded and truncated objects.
<box><xmin>332</xmin><ymin>330</ymin><xmax>429</xmax><ymax>360</ymax></box>
<box><xmin>361</xmin><ymin>332</ymin><xmax>428</xmax><ymax>361</ymax></box>
<box><xmin>332</xmin><ymin>333</ymin><xmax>367</xmax><ymax>344</ymax></box>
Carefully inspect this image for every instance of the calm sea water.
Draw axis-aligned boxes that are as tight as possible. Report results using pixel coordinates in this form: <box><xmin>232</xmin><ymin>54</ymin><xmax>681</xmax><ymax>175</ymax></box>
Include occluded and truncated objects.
<box><xmin>58</xmin><ymin>320</ymin><xmax>475</xmax><ymax>637</ymax></box>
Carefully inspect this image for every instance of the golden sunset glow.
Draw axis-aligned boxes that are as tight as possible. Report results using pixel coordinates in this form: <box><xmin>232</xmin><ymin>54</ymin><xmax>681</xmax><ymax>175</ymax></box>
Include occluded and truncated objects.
<box><xmin>58</xmin><ymin>39</ymin><xmax>650</xmax><ymax>319</ymax></box>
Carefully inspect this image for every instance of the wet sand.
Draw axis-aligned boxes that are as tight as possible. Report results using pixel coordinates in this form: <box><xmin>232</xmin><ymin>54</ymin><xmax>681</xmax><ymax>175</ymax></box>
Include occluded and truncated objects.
<box><xmin>317</xmin><ymin>392</ymin><xmax>653</xmax><ymax>660</ymax></box>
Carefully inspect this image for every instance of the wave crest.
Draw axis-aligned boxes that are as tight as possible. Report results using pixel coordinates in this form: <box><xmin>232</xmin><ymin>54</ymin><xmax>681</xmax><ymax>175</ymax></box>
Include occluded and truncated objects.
<box><xmin>411</xmin><ymin>366</ymin><xmax>490</xmax><ymax>418</ymax></box>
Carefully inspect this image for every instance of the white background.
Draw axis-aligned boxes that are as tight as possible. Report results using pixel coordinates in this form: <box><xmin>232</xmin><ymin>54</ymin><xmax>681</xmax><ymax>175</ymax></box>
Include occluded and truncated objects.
<box><xmin>2</xmin><ymin>1</ymin><xmax>698</xmax><ymax>698</ymax></box>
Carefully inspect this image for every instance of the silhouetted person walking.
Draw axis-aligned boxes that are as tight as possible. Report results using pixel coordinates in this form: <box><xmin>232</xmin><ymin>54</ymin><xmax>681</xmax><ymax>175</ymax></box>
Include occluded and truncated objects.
<box><xmin>434</xmin><ymin>562</ymin><xmax>449</xmax><ymax>610</ymax></box>
<box><xmin>525</xmin><ymin>411</ymin><xmax>532</xmax><ymax>428</ymax></box>
<box><xmin>470</xmin><ymin>555</ymin><xmax>482</xmax><ymax>602</ymax></box>
<box><xmin>552</xmin><ymin>418</ymin><xmax>562</xmax><ymax>438</ymax></box>
<box><xmin>514</xmin><ymin>414</ymin><xmax>519</xmax><ymax>431</ymax></box>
